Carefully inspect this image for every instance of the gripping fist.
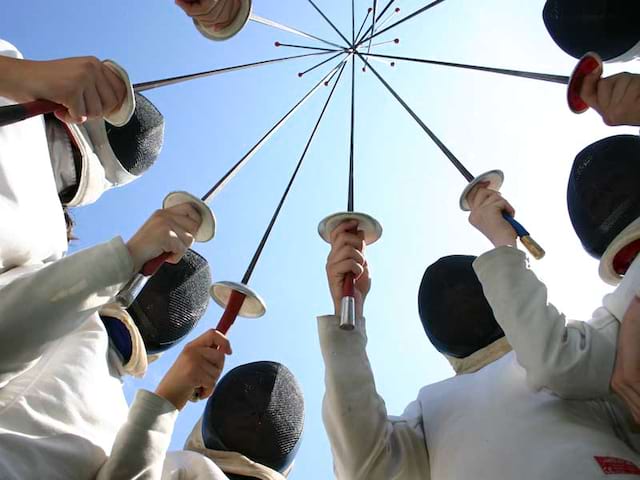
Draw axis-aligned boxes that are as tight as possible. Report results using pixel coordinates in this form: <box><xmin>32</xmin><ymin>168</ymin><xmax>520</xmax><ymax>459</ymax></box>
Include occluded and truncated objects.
<box><xmin>468</xmin><ymin>183</ymin><xmax>518</xmax><ymax>248</ymax></box>
<box><xmin>126</xmin><ymin>203</ymin><xmax>202</xmax><ymax>273</ymax></box>
<box><xmin>155</xmin><ymin>329</ymin><xmax>232</xmax><ymax>410</ymax></box>
<box><xmin>176</xmin><ymin>0</ymin><xmax>242</xmax><ymax>33</ymax></box>
<box><xmin>326</xmin><ymin>220</ymin><xmax>370</xmax><ymax>317</ymax></box>
<box><xmin>581</xmin><ymin>67</ymin><xmax>640</xmax><ymax>127</ymax></box>
<box><xmin>13</xmin><ymin>56</ymin><xmax>127</xmax><ymax>124</ymax></box>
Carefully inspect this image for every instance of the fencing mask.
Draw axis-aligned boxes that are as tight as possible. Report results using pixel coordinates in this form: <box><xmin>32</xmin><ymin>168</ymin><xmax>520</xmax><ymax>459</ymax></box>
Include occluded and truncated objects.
<box><xmin>46</xmin><ymin>92</ymin><xmax>164</xmax><ymax>207</ymax></box>
<box><xmin>128</xmin><ymin>249</ymin><xmax>212</xmax><ymax>354</ymax></box>
<box><xmin>543</xmin><ymin>0</ymin><xmax>640</xmax><ymax>62</ymax></box>
<box><xmin>418</xmin><ymin>255</ymin><xmax>504</xmax><ymax>359</ymax></box>
<box><xmin>567</xmin><ymin>135</ymin><xmax>640</xmax><ymax>283</ymax></box>
<box><xmin>201</xmin><ymin>361</ymin><xmax>304</xmax><ymax>476</ymax></box>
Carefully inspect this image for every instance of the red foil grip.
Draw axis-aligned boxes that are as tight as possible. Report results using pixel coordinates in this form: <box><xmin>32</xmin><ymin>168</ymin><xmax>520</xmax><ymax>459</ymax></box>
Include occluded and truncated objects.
<box><xmin>141</xmin><ymin>253</ymin><xmax>171</xmax><ymax>276</ymax></box>
<box><xmin>342</xmin><ymin>227</ymin><xmax>358</xmax><ymax>299</ymax></box>
<box><xmin>215</xmin><ymin>290</ymin><xmax>247</xmax><ymax>334</ymax></box>
<box><xmin>192</xmin><ymin>290</ymin><xmax>246</xmax><ymax>400</ymax></box>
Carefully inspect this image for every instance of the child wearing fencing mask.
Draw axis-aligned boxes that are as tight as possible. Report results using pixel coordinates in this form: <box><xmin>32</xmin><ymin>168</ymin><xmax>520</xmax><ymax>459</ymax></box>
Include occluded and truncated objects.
<box><xmin>465</xmin><ymin>134</ymin><xmax>640</xmax><ymax>416</ymax></box>
<box><xmin>0</xmin><ymin>38</ymin><xmax>232</xmax><ymax>479</ymax></box>
<box><xmin>318</xmin><ymin>218</ymin><xmax>640</xmax><ymax>479</ymax></box>
<box><xmin>161</xmin><ymin>361</ymin><xmax>305</xmax><ymax>480</ymax></box>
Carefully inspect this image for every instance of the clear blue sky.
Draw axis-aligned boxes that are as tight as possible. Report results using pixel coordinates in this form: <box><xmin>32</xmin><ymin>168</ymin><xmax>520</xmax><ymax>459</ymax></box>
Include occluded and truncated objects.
<box><xmin>2</xmin><ymin>1</ymin><xmax>639</xmax><ymax>478</ymax></box>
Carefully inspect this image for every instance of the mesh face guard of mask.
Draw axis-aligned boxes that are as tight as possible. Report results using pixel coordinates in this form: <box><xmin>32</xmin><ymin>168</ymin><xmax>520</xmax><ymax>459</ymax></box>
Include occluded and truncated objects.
<box><xmin>129</xmin><ymin>249</ymin><xmax>211</xmax><ymax>354</ymax></box>
<box><xmin>103</xmin><ymin>92</ymin><xmax>164</xmax><ymax>178</ymax></box>
<box><xmin>202</xmin><ymin>361</ymin><xmax>305</xmax><ymax>474</ymax></box>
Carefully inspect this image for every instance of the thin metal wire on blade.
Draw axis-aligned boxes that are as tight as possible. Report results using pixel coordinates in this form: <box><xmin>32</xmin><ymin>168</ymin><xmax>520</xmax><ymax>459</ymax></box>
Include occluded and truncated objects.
<box><xmin>348</xmin><ymin>56</ymin><xmax>356</xmax><ymax>212</ymax></box>
<box><xmin>364</xmin><ymin>55</ymin><xmax>394</xmax><ymax>67</ymax></box>
<box><xmin>375</xmin><ymin>7</ymin><xmax>399</xmax><ymax>31</ymax></box>
<box><xmin>250</xmin><ymin>14</ymin><xmax>345</xmax><ymax>50</ymax></box>
<box><xmin>306</xmin><ymin>0</ymin><xmax>352</xmax><ymax>47</ymax></box>
<box><xmin>352</xmin><ymin>0</ymin><xmax>356</xmax><ymax>45</ymax></box>
<box><xmin>357</xmin><ymin>0</ymin><xmax>397</xmax><ymax>45</ymax></box>
<box><xmin>324</xmin><ymin>59</ymin><xmax>348</xmax><ymax>85</ymax></box>
<box><xmin>134</xmin><ymin>51</ymin><xmax>338</xmax><ymax>92</ymax></box>
<box><xmin>242</xmin><ymin>61</ymin><xmax>349</xmax><ymax>284</ymax></box>
<box><xmin>201</xmin><ymin>62</ymin><xmax>345</xmax><ymax>203</ymax></box>
<box><xmin>360</xmin><ymin>0</ymin><xmax>448</xmax><ymax>46</ymax></box>
<box><xmin>275</xmin><ymin>42</ymin><xmax>341</xmax><ymax>53</ymax></box>
<box><xmin>300</xmin><ymin>52</ymin><xmax>346</xmax><ymax>77</ymax></box>
<box><xmin>354</xmin><ymin>51</ymin><xmax>474</xmax><ymax>181</ymax></box>
<box><xmin>355</xmin><ymin>9</ymin><xmax>372</xmax><ymax>43</ymax></box>
<box><xmin>363</xmin><ymin>53</ymin><xmax>570</xmax><ymax>84</ymax></box>
<box><xmin>370</xmin><ymin>39</ymin><xmax>399</xmax><ymax>48</ymax></box>
<box><xmin>366</xmin><ymin>0</ymin><xmax>379</xmax><ymax>58</ymax></box>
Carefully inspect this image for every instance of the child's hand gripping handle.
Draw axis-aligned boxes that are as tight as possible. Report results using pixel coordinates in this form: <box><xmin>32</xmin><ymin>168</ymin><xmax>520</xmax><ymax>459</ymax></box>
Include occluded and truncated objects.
<box><xmin>190</xmin><ymin>290</ymin><xmax>247</xmax><ymax>401</ymax></box>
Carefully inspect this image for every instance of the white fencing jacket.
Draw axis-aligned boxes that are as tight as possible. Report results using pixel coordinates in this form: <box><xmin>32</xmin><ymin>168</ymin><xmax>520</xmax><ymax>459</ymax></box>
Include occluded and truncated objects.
<box><xmin>319</xmin><ymin>249</ymin><xmax>640</xmax><ymax>480</ymax></box>
<box><xmin>0</xmin><ymin>39</ymin><xmax>179</xmax><ymax>479</ymax></box>
<box><xmin>473</xmin><ymin>246</ymin><xmax>638</xmax><ymax>400</ymax></box>
<box><xmin>0</xmin><ymin>240</ymin><xmax>179</xmax><ymax>479</ymax></box>
<box><xmin>0</xmin><ymin>39</ymin><xmax>67</xmax><ymax>274</ymax></box>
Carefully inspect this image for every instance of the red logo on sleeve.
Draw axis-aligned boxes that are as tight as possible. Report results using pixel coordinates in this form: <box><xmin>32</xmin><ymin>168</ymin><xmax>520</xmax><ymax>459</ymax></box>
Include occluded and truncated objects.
<box><xmin>595</xmin><ymin>456</ymin><xmax>640</xmax><ymax>475</ymax></box>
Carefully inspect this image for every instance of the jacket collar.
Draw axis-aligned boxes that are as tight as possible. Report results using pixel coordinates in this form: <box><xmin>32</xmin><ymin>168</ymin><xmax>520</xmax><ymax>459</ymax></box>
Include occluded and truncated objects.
<box><xmin>445</xmin><ymin>336</ymin><xmax>512</xmax><ymax>375</ymax></box>
<box><xmin>184</xmin><ymin>418</ymin><xmax>291</xmax><ymax>480</ymax></box>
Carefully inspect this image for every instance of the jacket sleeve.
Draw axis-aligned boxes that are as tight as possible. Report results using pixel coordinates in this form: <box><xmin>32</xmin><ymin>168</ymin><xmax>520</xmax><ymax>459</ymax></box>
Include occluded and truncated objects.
<box><xmin>473</xmin><ymin>246</ymin><xmax>619</xmax><ymax>399</ymax></box>
<box><xmin>0</xmin><ymin>237</ymin><xmax>133</xmax><ymax>386</ymax></box>
<box><xmin>96</xmin><ymin>389</ymin><xmax>179</xmax><ymax>480</ymax></box>
<box><xmin>318</xmin><ymin>315</ymin><xmax>430</xmax><ymax>480</ymax></box>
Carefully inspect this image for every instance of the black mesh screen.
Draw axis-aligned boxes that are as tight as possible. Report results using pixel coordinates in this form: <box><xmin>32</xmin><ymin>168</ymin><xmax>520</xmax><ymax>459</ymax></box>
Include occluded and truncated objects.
<box><xmin>543</xmin><ymin>0</ymin><xmax>640</xmax><ymax>60</ymax></box>
<box><xmin>418</xmin><ymin>255</ymin><xmax>504</xmax><ymax>359</ymax></box>
<box><xmin>567</xmin><ymin>135</ymin><xmax>640</xmax><ymax>259</ymax></box>
<box><xmin>105</xmin><ymin>93</ymin><xmax>164</xmax><ymax>175</ymax></box>
<box><xmin>129</xmin><ymin>249</ymin><xmax>211</xmax><ymax>353</ymax></box>
<box><xmin>202</xmin><ymin>361</ymin><xmax>304</xmax><ymax>473</ymax></box>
